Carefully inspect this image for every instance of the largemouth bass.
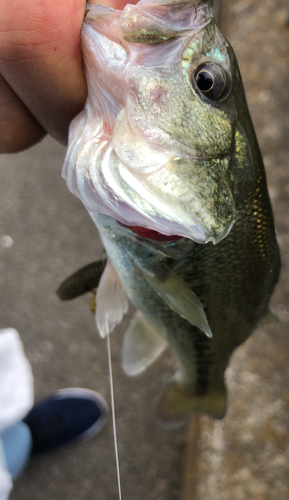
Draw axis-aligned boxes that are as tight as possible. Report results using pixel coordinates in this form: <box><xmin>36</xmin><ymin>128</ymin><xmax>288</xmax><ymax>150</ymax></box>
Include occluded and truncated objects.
<box><xmin>61</xmin><ymin>0</ymin><xmax>280</xmax><ymax>428</ymax></box>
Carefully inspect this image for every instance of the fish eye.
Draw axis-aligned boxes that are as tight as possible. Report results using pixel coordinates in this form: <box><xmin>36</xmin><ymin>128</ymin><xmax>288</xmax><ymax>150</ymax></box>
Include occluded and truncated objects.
<box><xmin>193</xmin><ymin>63</ymin><xmax>227</xmax><ymax>101</ymax></box>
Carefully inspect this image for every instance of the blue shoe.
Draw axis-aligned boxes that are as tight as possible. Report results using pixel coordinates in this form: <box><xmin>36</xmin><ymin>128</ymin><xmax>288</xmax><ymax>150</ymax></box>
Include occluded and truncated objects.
<box><xmin>23</xmin><ymin>388</ymin><xmax>108</xmax><ymax>455</ymax></box>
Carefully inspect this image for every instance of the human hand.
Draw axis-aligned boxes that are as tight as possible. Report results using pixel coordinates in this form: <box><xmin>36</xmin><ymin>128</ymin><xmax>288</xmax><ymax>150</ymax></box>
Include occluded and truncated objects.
<box><xmin>0</xmin><ymin>0</ymin><xmax>136</xmax><ymax>154</ymax></box>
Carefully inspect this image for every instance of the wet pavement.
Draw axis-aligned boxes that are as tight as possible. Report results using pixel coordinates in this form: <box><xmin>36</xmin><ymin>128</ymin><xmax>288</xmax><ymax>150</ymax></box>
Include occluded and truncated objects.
<box><xmin>0</xmin><ymin>0</ymin><xmax>288</xmax><ymax>499</ymax></box>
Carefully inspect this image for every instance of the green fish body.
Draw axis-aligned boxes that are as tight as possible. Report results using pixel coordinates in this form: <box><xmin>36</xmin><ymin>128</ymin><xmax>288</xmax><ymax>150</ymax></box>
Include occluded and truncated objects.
<box><xmin>62</xmin><ymin>0</ymin><xmax>280</xmax><ymax>427</ymax></box>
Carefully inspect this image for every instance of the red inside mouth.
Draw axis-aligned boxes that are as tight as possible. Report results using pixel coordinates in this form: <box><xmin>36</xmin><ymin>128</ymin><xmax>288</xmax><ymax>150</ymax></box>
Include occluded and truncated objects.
<box><xmin>125</xmin><ymin>225</ymin><xmax>183</xmax><ymax>242</ymax></box>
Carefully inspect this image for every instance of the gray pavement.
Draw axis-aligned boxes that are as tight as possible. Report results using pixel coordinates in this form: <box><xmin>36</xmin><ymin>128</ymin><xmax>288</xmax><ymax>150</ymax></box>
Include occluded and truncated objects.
<box><xmin>0</xmin><ymin>0</ymin><xmax>289</xmax><ymax>499</ymax></box>
<box><xmin>196</xmin><ymin>0</ymin><xmax>289</xmax><ymax>498</ymax></box>
<box><xmin>0</xmin><ymin>138</ymin><xmax>184</xmax><ymax>500</ymax></box>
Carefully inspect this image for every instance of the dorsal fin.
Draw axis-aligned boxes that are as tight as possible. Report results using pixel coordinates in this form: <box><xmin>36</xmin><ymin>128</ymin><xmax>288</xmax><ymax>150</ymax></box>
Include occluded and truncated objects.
<box><xmin>122</xmin><ymin>311</ymin><xmax>167</xmax><ymax>376</ymax></box>
<box><xmin>96</xmin><ymin>259</ymin><xmax>129</xmax><ymax>337</ymax></box>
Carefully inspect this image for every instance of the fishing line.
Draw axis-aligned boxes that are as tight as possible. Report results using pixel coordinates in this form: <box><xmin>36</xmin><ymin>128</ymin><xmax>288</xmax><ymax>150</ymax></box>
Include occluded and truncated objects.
<box><xmin>107</xmin><ymin>332</ymin><xmax>122</xmax><ymax>500</ymax></box>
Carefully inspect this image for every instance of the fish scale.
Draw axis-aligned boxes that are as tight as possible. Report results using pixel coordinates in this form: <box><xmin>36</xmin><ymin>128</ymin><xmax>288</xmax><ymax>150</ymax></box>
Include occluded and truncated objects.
<box><xmin>61</xmin><ymin>0</ymin><xmax>280</xmax><ymax>427</ymax></box>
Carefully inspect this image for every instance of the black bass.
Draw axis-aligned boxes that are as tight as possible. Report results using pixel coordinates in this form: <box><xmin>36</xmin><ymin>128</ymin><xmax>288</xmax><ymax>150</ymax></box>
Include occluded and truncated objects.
<box><xmin>61</xmin><ymin>0</ymin><xmax>280</xmax><ymax>428</ymax></box>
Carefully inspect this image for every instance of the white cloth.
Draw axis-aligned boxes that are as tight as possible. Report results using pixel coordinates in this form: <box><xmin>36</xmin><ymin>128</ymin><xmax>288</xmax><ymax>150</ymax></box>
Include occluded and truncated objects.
<box><xmin>0</xmin><ymin>329</ymin><xmax>34</xmax><ymax>500</ymax></box>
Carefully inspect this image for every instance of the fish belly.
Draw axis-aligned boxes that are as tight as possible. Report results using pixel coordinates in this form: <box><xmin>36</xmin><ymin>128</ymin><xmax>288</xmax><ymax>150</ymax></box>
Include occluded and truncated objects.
<box><xmin>93</xmin><ymin>191</ymin><xmax>280</xmax><ymax>426</ymax></box>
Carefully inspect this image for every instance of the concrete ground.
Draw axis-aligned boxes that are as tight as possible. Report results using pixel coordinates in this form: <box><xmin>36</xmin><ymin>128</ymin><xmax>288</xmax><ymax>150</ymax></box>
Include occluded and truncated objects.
<box><xmin>0</xmin><ymin>0</ymin><xmax>288</xmax><ymax>499</ymax></box>
<box><xmin>0</xmin><ymin>129</ymin><xmax>186</xmax><ymax>500</ymax></box>
<box><xmin>196</xmin><ymin>1</ymin><xmax>289</xmax><ymax>499</ymax></box>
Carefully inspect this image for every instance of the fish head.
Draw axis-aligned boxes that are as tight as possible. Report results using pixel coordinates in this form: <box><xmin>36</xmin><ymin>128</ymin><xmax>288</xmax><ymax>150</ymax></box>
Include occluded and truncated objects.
<box><xmin>63</xmin><ymin>0</ymin><xmax>242</xmax><ymax>244</ymax></box>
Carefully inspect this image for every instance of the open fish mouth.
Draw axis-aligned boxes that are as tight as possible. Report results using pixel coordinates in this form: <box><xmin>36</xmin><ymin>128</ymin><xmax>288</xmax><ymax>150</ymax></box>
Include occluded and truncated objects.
<box><xmin>122</xmin><ymin>224</ymin><xmax>184</xmax><ymax>243</ymax></box>
<box><xmin>64</xmin><ymin>133</ymin><xmax>236</xmax><ymax>245</ymax></box>
<box><xmin>122</xmin><ymin>214</ymin><xmax>235</xmax><ymax>245</ymax></box>
<box><xmin>63</xmin><ymin>0</ymin><xmax>237</xmax><ymax>247</ymax></box>
<box><xmin>64</xmin><ymin>128</ymin><xmax>236</xmax><ymax>245</ymax></box>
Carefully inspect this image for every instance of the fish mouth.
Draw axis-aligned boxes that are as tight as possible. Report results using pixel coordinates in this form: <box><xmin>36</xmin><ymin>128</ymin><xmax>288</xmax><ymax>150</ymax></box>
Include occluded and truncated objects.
<box><xmin>123</xmin><ymin>224</ymin><xmax>184</xmax><ymax>242</ymax></box>
<box><xmin>122</xmin><ymin>215</ymin><xmax>234</xmax><ymax>245</ymax></box>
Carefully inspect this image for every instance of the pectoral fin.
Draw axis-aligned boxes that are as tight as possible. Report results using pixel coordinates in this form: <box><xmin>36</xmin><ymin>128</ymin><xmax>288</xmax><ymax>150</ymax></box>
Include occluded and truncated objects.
<box><xmin>96</xmin><ymin>259</ymin><xmax>129</xmax><ymax>337</ymax></box>
<box><xmin>122</xmin><ymin>311</ymin><xmax>167</xmax><ymax>376</ymax></box>
<box><xmin>143</xmin><ymin>266</ymin><xmax>212</xmax><ymax>338</ymax></box>
<box><xmin>157</xmin><ymin>380</ymin><xmax>227</xmax><ymax>429</ymax></box>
